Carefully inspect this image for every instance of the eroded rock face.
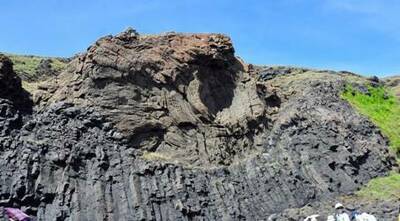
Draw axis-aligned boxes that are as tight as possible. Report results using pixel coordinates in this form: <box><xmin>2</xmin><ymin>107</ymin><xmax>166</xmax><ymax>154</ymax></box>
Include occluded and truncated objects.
<box><xmin>0</xmin><ymin>54</ymin><xmax>32</xmax><ymax>113</ymax></box>
<box><xmin>0</xmin><ymin>54</ymin><xmax>19</xmax><ymax>96</ymax></box>
<box><xmin>0</xmin><ymin>30</ymin><xmax>397</xmax><ymax>220</ymax></box>
<box><xmin>0</xmin><ymin>54</ymin><xmax>31</xmax><ymax>142</ymax></box>
<box><xmin>36</xmin><ymin>29</ymin><xmax>266</xmax><ymax>167</ymax></box>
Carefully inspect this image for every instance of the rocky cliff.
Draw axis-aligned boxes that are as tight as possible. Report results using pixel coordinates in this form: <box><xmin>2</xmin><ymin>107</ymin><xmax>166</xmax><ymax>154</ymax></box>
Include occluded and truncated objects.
<box><xmin>0</xmin><ymin>29</ymin><xmax>398</xmax><ymax>220</ymax></box>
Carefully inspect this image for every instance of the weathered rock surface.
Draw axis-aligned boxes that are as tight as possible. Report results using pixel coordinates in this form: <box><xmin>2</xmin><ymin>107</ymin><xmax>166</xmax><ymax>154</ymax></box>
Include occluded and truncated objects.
<box><xmin>0</xmin><ymin>54</ymin><xmax>32</xmax><ymax>113</ymax></box>
<box><xmin>0</xmin><ymin>30</ymin><xmax>398</xmax><ymax>220</ymax></box>
<box><xmin>36</xmin><ymin>28</ymin><xmax>264</xmax><ymax>167</ymax></box>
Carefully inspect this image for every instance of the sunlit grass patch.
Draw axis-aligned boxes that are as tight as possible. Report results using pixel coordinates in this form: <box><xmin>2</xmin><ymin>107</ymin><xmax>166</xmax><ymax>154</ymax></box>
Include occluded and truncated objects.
<box><xmin>356</xmin><ymin>172</ymin><xmax>400</xmax><ymax>200</ymax></box>
<box><xmin>342</xmin><ymin>84</ymin><xmax>400</xmax><ymax>200</ymax></box>
<box><xmin>4</xmin><ymin>53</ymin><xmax>67</xmax><ymax>80</ymax></box>
<box><xmin>341</xmin><ymin>85</ymin><xmax>400</xmax><ymax>156</ymax></box>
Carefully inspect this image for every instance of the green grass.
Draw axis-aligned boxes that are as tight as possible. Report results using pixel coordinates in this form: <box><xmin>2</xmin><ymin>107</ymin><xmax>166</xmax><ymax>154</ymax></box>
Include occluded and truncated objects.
<box><xmin>4</xmin><ymin>53</ymin><xmax>67</xmax><ymax>80</ymax></box>
<box><xmin>342</xmin><ymin>84</ymin><xmax>400</xmax><ymax>200</ymax></box>
<box><xmin>356</xmin><ymin>172</ymin><xmax>400</xmax><ymax>200</ymax></box>
<box><xmin>21</xmin><ymin>81</ymin><xmax>39</xmax><ymax>94</ymax></box>
<box><xmin>342</xmin><ymin>85</ymin><xmax>400</xmax><ymax>156</ymax></box>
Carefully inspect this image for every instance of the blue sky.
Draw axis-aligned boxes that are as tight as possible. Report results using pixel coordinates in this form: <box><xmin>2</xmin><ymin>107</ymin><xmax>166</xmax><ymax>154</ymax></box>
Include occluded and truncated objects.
<box><xmin>1</xmin><ymin>0</ymin><xmax>400</xmax><ymax>76</ymax></box>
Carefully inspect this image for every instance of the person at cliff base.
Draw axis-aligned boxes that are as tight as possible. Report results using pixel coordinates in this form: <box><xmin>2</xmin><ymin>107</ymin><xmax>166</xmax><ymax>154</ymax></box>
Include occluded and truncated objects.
<box><xmin>304</xmin><ymin>214</ymin><xmax>320</xmax><ymax>221</ymax></box>
<box><xmin>327</xmin><ymin>215</ymin><xmax>335</xmax><ymax>221</ymax></box>
<box><xmin>4</xmin><ymin>208</ymin><xmax>31</xmax><ymax>221</ymax></box>
<box><xmin>334</xmin><ymin>203</ymin><xmax>350</xmax><ymax>221</ymax></box>
<box><xmin>350</xmin><ymin>210</ymin><xmax>377</xmax><ymax>221</ymax></box>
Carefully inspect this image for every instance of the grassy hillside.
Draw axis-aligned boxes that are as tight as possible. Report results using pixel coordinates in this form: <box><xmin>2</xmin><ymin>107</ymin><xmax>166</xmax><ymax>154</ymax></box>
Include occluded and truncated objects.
<box><xmin>357</xmin><ymin>172</ymin><xmax>400</xmax><ymax>199</ymax></box>
<box><xmin>1</xmin><ymin>53</ymin><xmax>69</xmax><ymax>93</ymax></box>
<box><xmin>342</xmin><ymin>84</ymin><xmax>400</xmax><ymax>200</ymax></box>
<box><xmin>3</xmin><ymin>53</ymin><xmax>68</xmax><ymax>81</ymax></box>
<box><xmin>342</xmin><ymin>85</ymin><xmax>400</xmax><ymax>155</ymax></box>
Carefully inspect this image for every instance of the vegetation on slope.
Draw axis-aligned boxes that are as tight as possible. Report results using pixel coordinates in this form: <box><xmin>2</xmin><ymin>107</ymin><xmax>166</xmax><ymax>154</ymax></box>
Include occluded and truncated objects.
<box><xmin>356</xmin><ymin>172</ymin><xmax>400</xmax><ymax>199</ymax></box>
<box><xmin>3</xmin><ymin>53</ymin><xmax>68</xmax><ymax>81</ymax></box>
<box><xmin>342</xmin><ymin>84</ymin><xmax>400</xmax><ymax>200</ymax></box>
<box><xmin>342</xmin><ymin>84</ymin><xmax>400</xmax><ymax>155</ymax></box>
<box><xmin>1</xmin><ymin>53</ymin><xmax>69</xmax><ymax>93</ymax></box>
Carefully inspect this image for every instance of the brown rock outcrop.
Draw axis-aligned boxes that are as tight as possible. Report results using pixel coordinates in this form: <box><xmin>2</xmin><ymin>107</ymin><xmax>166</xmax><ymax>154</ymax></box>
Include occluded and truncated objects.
<box><xmin>36</xmin><ymin>29</ymin><xmax>266</xmax><ymax>166</ymax></box>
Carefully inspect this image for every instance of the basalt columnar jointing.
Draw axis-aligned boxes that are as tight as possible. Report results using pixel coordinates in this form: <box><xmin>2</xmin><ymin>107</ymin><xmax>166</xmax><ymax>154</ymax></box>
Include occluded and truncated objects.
<box><xmin>0</xmin><ymin>29</ymin><xmax>398</xmax><ymax>220</ymax></box>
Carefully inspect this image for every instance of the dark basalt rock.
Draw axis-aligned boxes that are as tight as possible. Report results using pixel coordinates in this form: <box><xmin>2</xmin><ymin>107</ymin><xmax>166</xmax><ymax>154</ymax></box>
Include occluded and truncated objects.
<box><xmin>35</xmin><ymin>59</ymin><xmax>57</xmax><ymax>78</ymax></box>
<box><xmin>0</xmin><ymin>54</ymin><xmax>33</xmax><ymax>113</ymax></box>
<box><xmin>0</xmin><ymin>30</ymin><xmax>397</xmax><ymax>220</ymax></box>
<box><xmin>0</xmin><ymin>55</ymin><xmax>21</xmax><ymax>97</ymax></box>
